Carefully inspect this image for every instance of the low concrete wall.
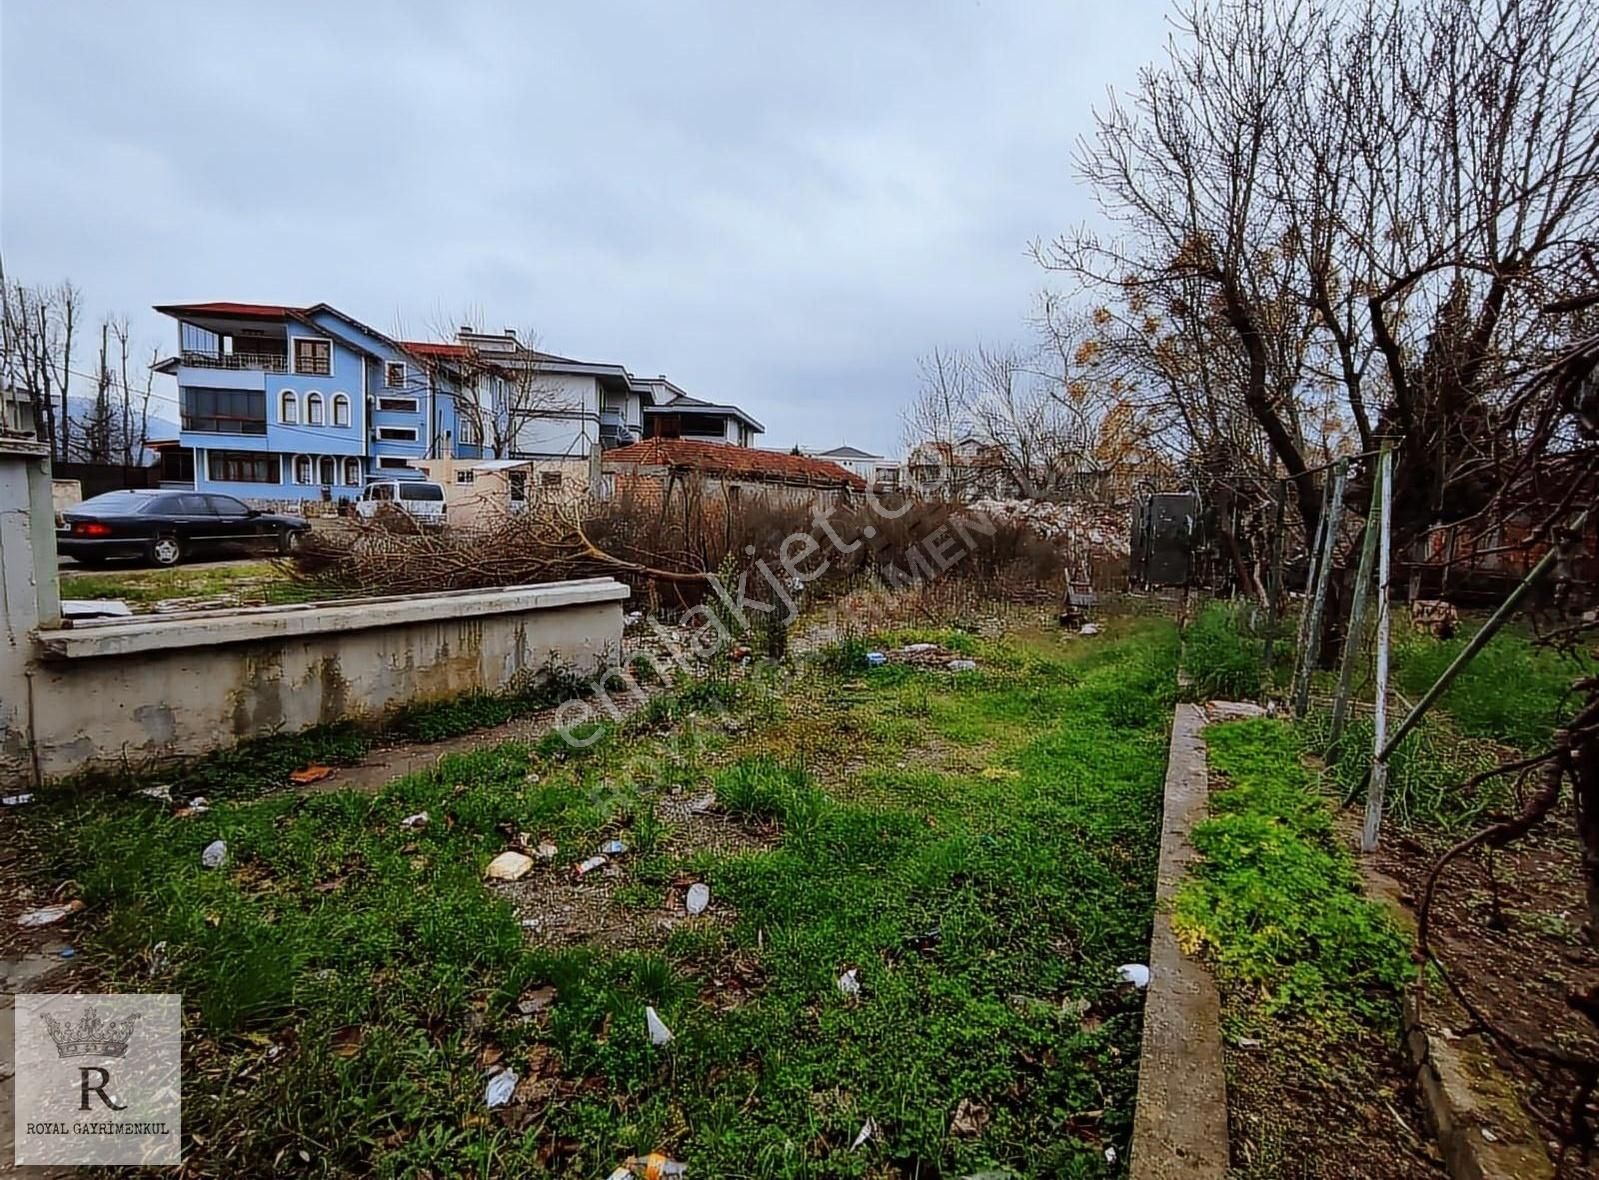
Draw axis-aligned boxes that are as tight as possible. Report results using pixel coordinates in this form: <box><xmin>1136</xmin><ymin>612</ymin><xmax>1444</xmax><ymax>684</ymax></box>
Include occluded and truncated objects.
<box><xmin>12</xmin><ymin>578</ymin><xmax>628</xmax><ymax>784</ymax></box>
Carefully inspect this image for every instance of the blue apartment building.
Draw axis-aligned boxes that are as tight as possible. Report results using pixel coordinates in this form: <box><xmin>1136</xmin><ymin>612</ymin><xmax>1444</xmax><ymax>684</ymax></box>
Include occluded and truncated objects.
<box><xmin>154</xmin><ymin>301</ymin><xmax>475</xmax><ymax>502</ymax></box>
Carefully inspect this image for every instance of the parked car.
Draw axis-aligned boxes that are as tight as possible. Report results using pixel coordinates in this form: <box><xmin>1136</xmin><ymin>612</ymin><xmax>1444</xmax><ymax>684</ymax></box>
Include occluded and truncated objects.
<box><xmin>353</xmin><ymin>480</ymin><xmax>447</xmax><ymax>523</ymax></box>
<box><xmin>58</xmin><ymin>490</ymin><xmax>310</xmax><ymax>567</ymax></box>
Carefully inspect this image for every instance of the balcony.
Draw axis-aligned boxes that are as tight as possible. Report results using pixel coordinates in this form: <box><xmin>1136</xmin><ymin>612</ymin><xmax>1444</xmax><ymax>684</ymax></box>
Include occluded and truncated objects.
<box><xmin>182</xmin><ymin>349</ymin><xmax>289</xmax><ymax>374</ymax></box>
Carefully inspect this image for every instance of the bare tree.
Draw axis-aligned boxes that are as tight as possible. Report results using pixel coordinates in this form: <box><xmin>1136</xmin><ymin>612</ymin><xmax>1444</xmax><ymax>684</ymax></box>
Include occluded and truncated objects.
<box><xmin>1041</xmin><ymin>0</ymin><xmax>1599</xmax><ymax>548</ymax></box>
<box><xmin>0</xmin><ymin>266</ymin><xmax>80</xmax><ymax>462</ymax></box>
<box><xmin>412</xmin><ymin>317</ymin><xmax>578</xmax><ymax>459</ymax></box>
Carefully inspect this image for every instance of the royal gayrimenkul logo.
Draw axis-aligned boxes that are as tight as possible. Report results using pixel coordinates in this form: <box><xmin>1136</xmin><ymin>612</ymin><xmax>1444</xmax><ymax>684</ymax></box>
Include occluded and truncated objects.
<box><xmin>12</xmin><ymin>993</ymin><xmax>181</xmax><ymax>1166</ymax></box>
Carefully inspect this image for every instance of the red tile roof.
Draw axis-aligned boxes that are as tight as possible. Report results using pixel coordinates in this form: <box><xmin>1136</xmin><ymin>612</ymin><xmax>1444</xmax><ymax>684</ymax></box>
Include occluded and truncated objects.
<box><xmin>154</xmin><ymin>301</ymin><xmax>299</xmax><ymax>318</ymax></box>
<box><xmin>603</xmin><ymin>438</ymin><xmax>866</xmax><ymax>490</ymax></box>
<box><xmin>401</xmin><ymin>340</ymin><xmax>469</xmax><ymax>359</ymax></box>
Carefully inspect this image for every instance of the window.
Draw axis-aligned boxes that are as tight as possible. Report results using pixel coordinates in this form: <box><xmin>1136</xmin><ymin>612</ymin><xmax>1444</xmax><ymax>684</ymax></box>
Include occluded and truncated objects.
<box><xmin>319</xmin><ymin>456</ymin><xmax>337</xmax><ymax>485</ymax></box>
<box><xmin>458</xmin><ymin>414</ymin><xmax>481</xmax><ymax>446</ymax></box>
<box><xmin>208</xmin><ymin>451</ymin><xmax>280</xmax><ymax>483</ymax></box>
<box><xmin>293</xmin><ymin>338</ymin><xmax>331</xmax><ymax>376</ymax></box>
<box><xmin>207</xmin><ymin>495</ymin><xmax>251</xmax><ymax>518</ymax></box>
<box><xmin>365</xmin><ymin>483</ymin><xmax>395</xmax><ymax>502</ymax></box>
<box><xmin>508</xmin><ymin>471</ymin><xmax>528</xmax><ymax>502</ymax></box>
<box><xmin>332</xmin><ymin>393</ymin><xmax>350</xmax><ymax>426</ymax></box>
<box><xmin>377</xmin><ymin>456</ymin><xmax>411</xmax><ymax>470</ymax></box>
<box><xmin>377</xmin><ymin>426</ymin><xmax>418</xmax><ymax>441</ymax></box>
<box><xmin>175</xmin><ymin>494</ymin><xmax>212</xmax><ymax>514</ymax></box>
<box><xmin>281</xmin><ymin>390</ymin><xmax>299</xmax><ymax>424</ymax></box>
<box><xmin>181</xmin><ymin>388</ymin><xmax>266</xmax><ymax>434</ymax></box>
<box><xmin>398</xmin><ymin>482</ymin><xmax>444</xmax><ymax>502</ymax></box>
<box><xmin>343</xmin><ymin>458</ymin><xmax>362</xmax><ymax>486</ymax></box>
<box><xmin>455</xmin><ymin>470</ymin><xmax>476</xmax><ymax>484</ymax></box>
<box><xmin>385</xmin><ymin>361</ymin><xmax>406</xmax><ymax>388</ymax></box>
<box><xmin>539</xmin><ymin>471</ymin><xmax>563</xmax><ymax>489</ymax></box>
<box><xmin>377</xmin><ymin>396</ymin><xmax>418</xmax><ymax>413</ymax></box>
<box><xmin>294</xmin><ymin>455</ymin><xmax>313</xmax><ymax>484</ymax></box>
<box><xmin>307</xmin><ymin>392</ymin><xmax>325</xmax><ymax>425</ymax></box>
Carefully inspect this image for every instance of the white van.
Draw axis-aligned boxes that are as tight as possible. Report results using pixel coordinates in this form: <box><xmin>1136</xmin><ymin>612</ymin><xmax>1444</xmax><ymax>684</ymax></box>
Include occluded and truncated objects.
<box><xmin>354</xmin><ymin>480</ymin><xmax>447</xmax><ymax>522</ymax></box>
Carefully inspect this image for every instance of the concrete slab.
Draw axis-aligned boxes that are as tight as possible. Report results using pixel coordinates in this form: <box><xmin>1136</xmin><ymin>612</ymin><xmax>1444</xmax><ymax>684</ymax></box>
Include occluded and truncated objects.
<box><xmin>1130</xmin><ymin>703</ymin><xmax>1230</xmax><ymax>1179</ymax></box>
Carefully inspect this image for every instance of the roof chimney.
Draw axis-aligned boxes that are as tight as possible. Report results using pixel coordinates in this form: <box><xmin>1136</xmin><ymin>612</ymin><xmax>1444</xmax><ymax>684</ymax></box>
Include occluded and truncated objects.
<box><xmin>505</xmin><ymin>327</ymin><xmax>518</xmax><ymax>339</ymax></box>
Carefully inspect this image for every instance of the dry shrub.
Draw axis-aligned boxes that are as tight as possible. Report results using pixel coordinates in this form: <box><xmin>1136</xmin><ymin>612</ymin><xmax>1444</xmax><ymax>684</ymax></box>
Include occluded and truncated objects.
<box><xmin>292</xmin><ymin>478</ymin><xmax>1072</xmax><ymax>608</ymax></box>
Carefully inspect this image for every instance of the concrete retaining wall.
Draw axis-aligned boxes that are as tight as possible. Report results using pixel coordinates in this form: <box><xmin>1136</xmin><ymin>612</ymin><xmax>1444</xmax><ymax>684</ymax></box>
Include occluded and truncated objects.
<box><xmin>10</xmin><ymin>579</ymin><xmax>627</xmax><ymax>784</ymax></box>
<box><xmin>0</xmin><ymin>438</ymin><xmax>631</xmax><ymax>786</ymax></box>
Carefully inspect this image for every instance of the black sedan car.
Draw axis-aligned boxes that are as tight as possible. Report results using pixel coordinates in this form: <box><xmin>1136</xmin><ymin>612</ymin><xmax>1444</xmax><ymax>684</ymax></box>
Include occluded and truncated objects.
<box><xmin>58</xmin><ymin>490</ymin><xmax>310</xmax><ymax>567</ymax></box>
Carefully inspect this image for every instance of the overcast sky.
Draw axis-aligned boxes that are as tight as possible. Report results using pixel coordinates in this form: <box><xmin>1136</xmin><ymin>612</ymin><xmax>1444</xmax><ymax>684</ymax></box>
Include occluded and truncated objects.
<box><xmin>1</xmin><ymin>1</ymin><xmax>1165</xmax><ymax>455</ymax></box>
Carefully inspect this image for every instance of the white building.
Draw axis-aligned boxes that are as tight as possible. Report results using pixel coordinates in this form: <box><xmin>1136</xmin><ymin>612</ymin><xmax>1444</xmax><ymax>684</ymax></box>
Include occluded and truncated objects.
<box><xmin>802</xmin><ymin>444</ymin><xmax>901</xmax><ymax>490</ymax></box>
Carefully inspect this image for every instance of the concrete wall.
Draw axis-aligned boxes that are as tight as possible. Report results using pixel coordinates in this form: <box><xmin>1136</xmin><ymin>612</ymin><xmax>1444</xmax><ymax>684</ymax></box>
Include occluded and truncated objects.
<box><xmin>1</xmin><ymin>435</ymin><xmax>629</xmax><ymax>786</ymax></box>
<box><xmin>22</xmin><ymin>580</ymin><xmax>625</xmax><ymax>782</ymax></box>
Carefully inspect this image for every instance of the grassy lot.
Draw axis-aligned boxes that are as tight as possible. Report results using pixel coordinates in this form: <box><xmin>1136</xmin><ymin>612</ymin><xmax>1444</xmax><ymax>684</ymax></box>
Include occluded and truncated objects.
<box><xmin>1180</xmin><ymin>598</ymin><xmax>1596</xmax><ymax>829</ymax></box>
<box><xmin>58</xmin><ymin>559</ymin><xmax>328</xmax><ymax>611</ymax></box>
<box><xmin>14</xmin><ymin>616</ymin><xmax>1178</xmax><ymax>1177</ymax></box>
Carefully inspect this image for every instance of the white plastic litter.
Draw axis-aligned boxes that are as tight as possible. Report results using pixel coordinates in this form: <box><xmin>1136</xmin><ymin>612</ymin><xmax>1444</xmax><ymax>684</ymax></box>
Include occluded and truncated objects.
<box><xmin>400</xmin><ymin>811</ymin><xmax>429</xmax><ymax>829</ymax></box>
<box><xmin>16</xmin><ymin>900</ymin><xmax>83</xmax><ymax>928</ymax></box>
<box><xmin>685</xmin><ymin>883</ymin><xmax>711</xmax><ymax>915</ymax></box>
<box><xmin>2</xmin><ymin>793</ymin><xmax>34</xmax><ymax>806</ymax></box>
<box><xmin>138</xmin><ymin>785</ymin><xmax>172</xmax><ymax>802</ymax></box>
<box><xmin>201</xmin><ymin>840</ymin><xmax>228</xmax><ymax>869</ymax></box>
<box><xmin>534</xmin><ymin>840</ymin><xmax>559</xmax><ymax>861</ymax></box>
<box><xmin>600</xmin><ymin>839</ymin><xmax>628</xmax><ymax>856</ymax></box>
<box><xmin>484</xmin><ymin>1068</ymin><xmax>517</xmax><ymax>1108</ymax></box>
<box><xmin>947</xmin><ymin>659</ymin><xmax>978</xmax><ymax>672</ymax></box>
<box><xmin>485</xmin><ymin>851</ymin><xmax>535</xmax><ymax>881</ymax></box>
<box><xmin>865</xmin><ymin>651</ymin><xmax>888</xmax><ymax>667</ymax></box>
<box><xmin>1105</xmin><ymin>1146</ymin><xmax>1118</xmax><ymax>1164</ymax></box>
<box><xmin>837</xmin><ymin>968</ymin><xmax>861</xmax><ymax>998</ymax></box>
<box><xmin>645</xmin><ymin>1005</ymin><xmax>674</xmax><ymax>1045</ymax></box>
<box><xmin>900</xmin><ymin>643</ymin><xmax>939</xmax><ymax>653</ymax></box>
<box><xmin>852</xmin><ymin>1117</ymin><xmax>878</xmax><ymax>1150</ymax></box>
<box><xmin>1080</xmin><ymin>623</ymin><xmax>1102</xmax><ymax>636</ymax></box>
<box><xmin>1117</xmin><ymin>963</ymin><xmax>1151</xmax><ymax>989</ymax></box>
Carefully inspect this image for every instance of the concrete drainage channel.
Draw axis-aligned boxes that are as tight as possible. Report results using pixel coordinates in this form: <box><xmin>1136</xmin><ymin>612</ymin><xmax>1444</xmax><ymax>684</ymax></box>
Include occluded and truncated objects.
<box><xmin>1130</xmin><ymin>701</ymin><xmax>1554</xmax><ymax>1180</ymax></box>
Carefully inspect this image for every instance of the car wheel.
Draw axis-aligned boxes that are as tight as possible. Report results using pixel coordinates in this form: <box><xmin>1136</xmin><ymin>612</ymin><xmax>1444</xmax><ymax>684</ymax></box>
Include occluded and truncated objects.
<box><xmin>277</xmin><ymin>528</ymin><xmax>302</xmax><ymax>555</ymax></box>
<box><xmin>148</xmin><ymin>535</ymin><xmax>183</xmax><ymax>567</ymax></box>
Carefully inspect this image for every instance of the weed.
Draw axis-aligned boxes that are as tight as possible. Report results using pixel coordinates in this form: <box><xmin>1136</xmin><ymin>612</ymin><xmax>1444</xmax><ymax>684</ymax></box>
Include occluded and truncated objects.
<box><xmin>1174</xmin><ymin>717</ymin><xmax>1411</xmax><ymax>1034</ymax></box>
<box><xmin>1181</xmin><ymin>601</ymin><xmax>1266</xmax><ymax>700</ymax></box>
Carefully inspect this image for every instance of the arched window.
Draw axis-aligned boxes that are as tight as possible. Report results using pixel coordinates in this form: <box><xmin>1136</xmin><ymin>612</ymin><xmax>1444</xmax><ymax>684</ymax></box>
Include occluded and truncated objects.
<box><xmin>294</xmin><ymin>455</ymin><xmax>312</xmax><ymax>484</ymax></box>
<box><xmin>307</xmin><ymin>392</ymin><xmax>325</xmax><ymax>425</ymax></box>
<box><xmin>332</xmin><ymin>393</ymin><xmax>350</xmax><ymax>427</ymax></box>
<box><xmin>319</xmin><ymin>456</ymin><xmax>336</xmax><ymax>485</ymax></box>
<box><xmin>343</xmin><ymin>458</ymin><xmax>362</xmax><ymax>486</ymax></box>
<box><xmin>281</xmin><ymin>390</ymin><xmax>299</xmax><ymax>424</ymax></box>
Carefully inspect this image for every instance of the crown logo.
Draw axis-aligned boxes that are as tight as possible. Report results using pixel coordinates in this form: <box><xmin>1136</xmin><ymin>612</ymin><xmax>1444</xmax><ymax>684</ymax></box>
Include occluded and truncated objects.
<box><xmin>41</xmin><ymin>1007</ymin><xmax>140</xmax><ymax>1059</ymax></box>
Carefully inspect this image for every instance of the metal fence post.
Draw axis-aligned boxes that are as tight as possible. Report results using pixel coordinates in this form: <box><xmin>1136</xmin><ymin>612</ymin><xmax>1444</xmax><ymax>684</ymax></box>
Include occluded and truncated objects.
<box><xmin>1293</xmin><ymin>458</ymin><xmax>1348</xmax><ymax>719</ymax></box>
<box><xmin>1261</xmin><ymin>480</ymin><xmax>1287</xmax><ymax>677</ymax></box>
<box><xmin>1329</xmin><ymin>443</ymin><xmax>1389</xmax><ymax>755</ymax></box>
<box><xmin>1360</xmin><ymin>445</ymin><xmax>1395</xmax><ymax>852</ymax></box>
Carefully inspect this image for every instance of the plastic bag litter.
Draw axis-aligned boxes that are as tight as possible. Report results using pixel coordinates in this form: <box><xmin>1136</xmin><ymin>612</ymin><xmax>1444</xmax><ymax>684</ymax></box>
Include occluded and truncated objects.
<box><xmin>484</xmin><ymin>1068</ymin><xmax>517</xmax><ymax>1108</ymax></box>
<box><xmin>485</xmin><ymin>851</ymin><xmax>535</xmax><ymax>881</ymax></box>
<box><xmin>1080</xmin><ymin>623</ymin><xmax>1102</xmax><ymax>636</ymax></box>
<box><xmin>947</xmin><ymin>659</ymin><xmax>977</xmax><ymax>672</ymax></box>
<box><xmin>1105</xmin><ymin>1146</ymin><xmax>1118</xmax><ymax>1164</ymax></box>
<box><xmin>865</xmin><ymin>651</ymin><xmax>887</xmax><ymax>667</ymax></box>
<box><xmin>837</xmin><ymin>968</ymin><xmax>861</xmax><ymax>998</ymax></box>
<box><xmin>2</xmin><ymin>792</ymin><xmax>34</xmax><ymax>806</ymax></box>
<box><xmin>400</xmin><ymin>812</ymin><xmax>429</xmax><ymax>829</ymax></box>
<box><xmin>137</xmin><ymin>785</ymin><xmax>172</xmax><ymax>803</ymax></box>
<box><xmin>16</xmin><ymin>900</ymin><xmax>84</xmax><ymax>928</ymax></box>
<box><xmin>599</xmin><ymin>839</ymin><xmax>628</xmax><ymax>856</ymax></box>
<box><xmin>574</xmin><ymin>855</ymin><xmax>609</xmax><ymax>878</ymax></box>
<box><xmin>852</xmin><ymin>1117</ymin><xmax>878</xmax><ymax>1150</ymax></box>
<box><xmin>1117</xmin><ymin>963</ymin><xmax>1151</xmax><ymax>989</ymax></box>
<box><xmin>201</xmin><ymin>840</ymin><xmax>228</xmax><ymax>869</ymax></box>
<box><xmin>645</xmin><ymin>1006</ymin><xmax>673</xmax><ymax>1045</ymax></box>
<box><xmin>685</xmin><ymin>883</ymin><xmax>710</xmax><ymax>915</ymax></box>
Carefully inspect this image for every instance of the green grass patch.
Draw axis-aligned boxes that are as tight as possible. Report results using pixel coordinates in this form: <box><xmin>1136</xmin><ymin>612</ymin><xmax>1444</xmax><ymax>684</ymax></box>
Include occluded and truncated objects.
<box><xmin>1181</xmin><ymin>600</ymin><xmax>1267</xmax><ymax>700</ymax></box>
<box><xmin>59</xmin><ymin>559</ymin><xmax>330</xmax><ymax>610</ymax></box>
<box><xmin>13</xmin><ymin>617</ymin><xmax>1181</xmax><ymax>1177</ymax></box>
<box><xmin>1391</xmin><ymin>623</ymin><xmax>1594</xmax><ymax>752</ymax></box>
<box><xmin>1174</xmin><ymin>718</ymin><xmax>1410</xmax><ymax>1034</ymax></box>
